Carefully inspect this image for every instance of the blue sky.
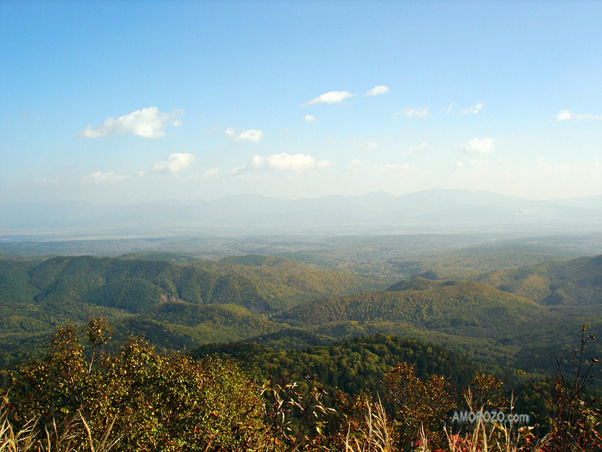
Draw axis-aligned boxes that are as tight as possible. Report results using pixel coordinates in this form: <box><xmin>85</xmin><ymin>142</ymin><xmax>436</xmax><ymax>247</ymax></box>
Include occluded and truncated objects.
<box><xmin>1</xmin><ymin>0</ymin><xmax>601</xmax><ymax>205</ymax></box>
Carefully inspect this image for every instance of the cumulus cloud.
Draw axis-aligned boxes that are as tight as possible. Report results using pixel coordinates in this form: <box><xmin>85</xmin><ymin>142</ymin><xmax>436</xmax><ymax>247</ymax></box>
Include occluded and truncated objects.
<box><xmin>236</xmin><ymin>129</ymin><xmax>264</xmax><ymax>142</ymax></box>
<box><xmin>78</xmin><ymin>107</ymin><xmax>183</xmax><ymax>139</ymax></box>
<box><xmin>223</xmin><ymin>127</ymin><xmax>236</xmax><ymax>136</ymax></box>
<box><xmin>461</xmin><ymin>102</ymin><xmax>484</xmax><ymax>114</ymax></box>
<box><xmin>239</xmin><ymin>153</ymin><xmax>332</xmax><ymax>173</ymax></box>
<box><xmin>301</xmin><ymin>91</ymin><xmax>355</xmax><ymax>107</ymax></box>
<box><xmin>152</xmin><ymin>153</ymin><xmax>196</xmax><ymax>173</ymax></box>
<box><xmin>461</xmin><ymin>137</ymin><xmax>495</xmax><ymax>155</ymax></box>
<box><xmin>555</xmin><ymin>109</ymin><xmax>602</xmax><ymax>121</ymax></box>
<box><xmin>304</xmin><ymin>115</ymin><xmax>317</xmax><ymax>122</ymax></box>
<box><xmin>364</xmin><ymin>85</ymin><xmax>390</xmax><ymax>96</ymax></box>
<box><xmin>393</xmin><ymin>107</ymin><xmax>429</xmax><ymax>118</ymax></box>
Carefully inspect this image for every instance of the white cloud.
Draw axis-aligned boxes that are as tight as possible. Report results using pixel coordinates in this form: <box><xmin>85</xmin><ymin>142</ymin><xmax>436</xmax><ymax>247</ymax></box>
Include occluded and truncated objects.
<box><xmin>461</xmin><ymin>102</ymin><xmax>484</xmax><ymax>114</ymax></box>
<box><xmin>461</xmin><ymin>137</ymin><xmax>495</xmax><ymax>154</ymax></box>
<box><xmin>78</xmin><ymin>107</ymin><xmax>183</xmax><ymax>139</ymax></box>
<box><xmin>23</xmin><ymin>111</ymin><xmax>40</xmax><ymax>122</ymax></box>
<box><xmin>203</xmin><ymin>168</ymin><xmax>219</xmax><ymax>178</ymax></box>
<box><xmin>348</xmin><ymin>160</ymin><xmax>413</xmax><ymax>173</ymax></box>
<box><xmin>393</xmin><ymin>107</ymin><xmax>429</xmax><ymax>118</ymax></box>
<box><xmin>408</xmin><ymin>141</ymin><xmax>429</xmax><ymax>154</ymax></box>
<box><xmin>236</xmin><ymin>129</ymin><xmax>264</xmax><ymax>142</ymax></box>
<box><xmin>223</xmin><ymin>127</ymin><xmax>236</xmax><ymax>136</ymax></box>
<box><xmin>349</xmin><ymin>159</ymin><xmax>363</xmax><ymax>169</ymax></box>
<box><xmin>365</xmin><ymin>85</ymin><xmax>390</xmax><ymax>96</ymax></box>
<box><xmin>365</xmin><ymin>141</ymin><xmax>377</xmax><ymax>151</ymax></box>
<box><xmin>301</xmin><ymin>91</ymin><xmax>355</xmax><ymax>107</ymax></box>
<box><xmin>85</xmin><ymin>171</ymin><xmax>126</xmax><ymax>183</ymax></box>
<box><xmin>554</xmin><ymin>109</ymin><xmax>602</xmax><ymax>121</ymax></box>
<box><xmin>188</xmin><ymin>168</ymin><xmax>219</xmax><ymax>181</ymax></box>
<box><xmin>33</xmin><ymin>178</ymin><xmax>58</xmax><ymax>185</ymax></box>
<box><xmin>383</xmin><ymin>163</ymin><xmax>411</xmax><ymax>172</ymax></box>
<box><xmin>240</xmin><ymin>153</ymin><xmax>332</xmax><ymax>173</ymax></box>
<box><xmin>454</xmin><ymin>159</ymin><xmax>488</xmax><ymax>171</ymax></box>
<box><xmin>304</xmin><ymin>115</ymin><xmax>317</xmax><ymax>122</ymax></box>
<box><xmin>152</xmin><ymin>153</ymin><xmax>196</xmax><ymax>173</ymax></box>
<box><xmin>555</xmin><ymin>110</ymin><xmax>574</xmax><ymax>121</ymax></box>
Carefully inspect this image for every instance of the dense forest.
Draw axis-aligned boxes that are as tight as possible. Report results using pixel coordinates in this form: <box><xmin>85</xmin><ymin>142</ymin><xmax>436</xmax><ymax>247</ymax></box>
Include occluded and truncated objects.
<box><xmin>1</xmin><ymin>244</ymin><xmax>601</xmax><ymax>450</ymax></box>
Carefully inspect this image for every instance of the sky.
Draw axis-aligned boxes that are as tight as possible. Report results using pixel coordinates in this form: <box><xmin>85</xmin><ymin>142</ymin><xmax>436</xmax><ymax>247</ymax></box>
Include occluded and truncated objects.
<box><xmin>1</xmin><ymin>0</ymin><xmax>601</xmax><ymax>205</ymax></box>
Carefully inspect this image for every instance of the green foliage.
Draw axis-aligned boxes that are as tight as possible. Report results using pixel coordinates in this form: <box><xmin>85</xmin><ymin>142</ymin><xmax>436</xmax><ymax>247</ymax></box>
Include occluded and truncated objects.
<box><xmin>275</xmin><ymin>280</ymin><xmax>542</xmax><ymax>328</ymax></box>
<box><xmin>260</xmin><ymin>377</ymin><xmax>336</xmax><ymax>451</ymax></box>
<box><xmin>2</xmin><ymin>252</ymin><xmax>602</xmax><ymax>398</ymax></box>
<box><xmin>191</xmin><ymin>335</ymin><xmax>478</xmax><ymax>397</ymax></box>
<box><xmin>479</xmin><ymin>254</ymin><xmax>602</xmax><ymax>306</ymax></box>
<box><xmin>0</xmin><ymin>254</ymin><xmax>383</xmax><ymax>369</ymax></box>
<box><xmin>2</xmin><ymin>319</ymin><xmax>601</xmax><ymax>451</ymax></box>
<box><xmin>7</xmin><ymin>320</ymin><xmax>267</xmax><ymax>451</ymax></box>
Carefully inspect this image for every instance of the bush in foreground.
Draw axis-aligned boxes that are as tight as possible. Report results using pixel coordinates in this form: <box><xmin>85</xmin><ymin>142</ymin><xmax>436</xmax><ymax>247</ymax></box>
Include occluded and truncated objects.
<box><xmin>5</xmin><ymin>319</ymin><xmax>265</xmax><ymax>451</ymax></box>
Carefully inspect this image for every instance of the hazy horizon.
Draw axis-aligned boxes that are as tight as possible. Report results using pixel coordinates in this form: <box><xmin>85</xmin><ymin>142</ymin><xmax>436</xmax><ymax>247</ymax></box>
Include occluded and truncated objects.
<box><xmin>3</xmin><ymin>187</ymin><xmax>602</xmax><ymax>208</ymax></box>
<box><xmin>1</xmin><ymin>1</ymin><xmax>601</xmax><ymax>206</ymax></box>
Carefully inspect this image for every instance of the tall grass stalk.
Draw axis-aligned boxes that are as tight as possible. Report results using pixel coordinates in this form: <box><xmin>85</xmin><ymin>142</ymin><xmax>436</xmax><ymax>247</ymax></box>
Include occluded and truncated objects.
<box><xmin>344</xmin><ymin>397</ymin><xmax>394</xmax><ymax>452</ymax></box>
<box><xmin>1</xmin><ymin>396</ymin><xmax>119</xmax><ymax>452</ymax></box>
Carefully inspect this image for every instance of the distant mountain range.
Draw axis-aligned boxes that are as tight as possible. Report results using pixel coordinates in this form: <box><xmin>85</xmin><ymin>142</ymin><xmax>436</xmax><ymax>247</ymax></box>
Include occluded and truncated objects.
<box><xmin>2</xmin><ymin>189</ymin><xmax>602</xmax><ymax>237</ymax></box>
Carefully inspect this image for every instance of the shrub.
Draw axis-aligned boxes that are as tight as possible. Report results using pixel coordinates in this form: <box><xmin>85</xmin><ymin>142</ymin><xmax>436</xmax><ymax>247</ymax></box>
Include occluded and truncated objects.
<box><xmin>6</xmin><ymin>319</ymin><xmax>266</xmax><ymax>451</ymax></box>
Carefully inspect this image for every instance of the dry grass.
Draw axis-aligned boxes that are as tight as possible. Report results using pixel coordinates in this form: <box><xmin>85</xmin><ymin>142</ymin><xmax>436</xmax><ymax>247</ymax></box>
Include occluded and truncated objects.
<box><xmin>344</xmin><ymin>397</ymin><xmax>395</xmax><ymax>452</ymax></box>
<box><xmin>0</xmin><ymin>397</ymin><xmax>119</xmax><ymax>452</ymax></box>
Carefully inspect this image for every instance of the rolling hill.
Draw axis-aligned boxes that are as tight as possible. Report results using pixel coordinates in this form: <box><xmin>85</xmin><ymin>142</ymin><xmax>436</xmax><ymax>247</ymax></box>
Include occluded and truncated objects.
<box><xmin>0</xmin><ymin>254</ymin><xmax>385</xmax><ymax>367</ymax></box>
<box><xmin>273</xmin><ymin>278</ymin><xmax>543</xmax><ymax>334</ymax></box>
<box><xmin>1</xmin><ymin>252</ymin><xmax>600</xmax><ymax>388</ymax></box>
<box><xmin>478</xmin><ymin>254</ymin><xmax>602</xmax><ymax>306</ymax></box>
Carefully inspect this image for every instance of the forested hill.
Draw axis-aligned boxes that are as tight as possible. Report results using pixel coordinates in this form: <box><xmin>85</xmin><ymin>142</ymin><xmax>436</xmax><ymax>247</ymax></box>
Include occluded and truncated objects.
<box><xmin>0</xmin><ymin>254</ymin><xmax>385</xmax><ymax>313</ymax></box>
<box><xmin>273</xmin><ymin>279</ymin><xmax>542</xmax><ymax>328</ymax></box>
<box><xmin>1</xmin><ymin>252</ymin><xmax>600</xmax><ymax>387</ymax></box>
<box><xmin>190</xmin><ymin>334</ymin><xmax>479</xmax><ymax>396</ymax></box>
<box><xmin>0</xmin><ymin>254</ymin><xmax>386</xmax><ymax>368</ymax></box>
<box><xmin>478</xmin><ymin>254</ymin><xmax>602</xmax><ymax>306</ymax></box>
<box><xmin>269</xmin><ymin>276</ymin><xmax>601</xmax><ymax>384</ymax></box>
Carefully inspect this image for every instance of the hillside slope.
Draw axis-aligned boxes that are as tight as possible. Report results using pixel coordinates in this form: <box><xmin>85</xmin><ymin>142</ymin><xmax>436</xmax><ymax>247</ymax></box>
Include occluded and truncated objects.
<box><xmin>273</xmin><ymin>278</ymin><xmax>543</xmax><ymax>334</ymax></box>
<box><xmin>0</xmin><ymin>254</ymin><xmax>384</xmax><ymax>367</ymax></box>
<box><xmin>478</xmin><ymin>254</ymin><xmax>602</xmax><ymax>305</ymax></box>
